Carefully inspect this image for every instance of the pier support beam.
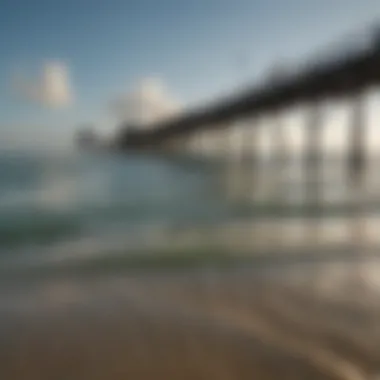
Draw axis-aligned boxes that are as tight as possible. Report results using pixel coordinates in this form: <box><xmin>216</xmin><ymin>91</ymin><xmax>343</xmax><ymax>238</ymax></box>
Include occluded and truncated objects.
<box><xmin>347</xmin><ymin>92</ymin><xmax>366</xmax><ymax>251</ymax></box>
<box><xmin>303</xmin><ymin>102</ymin><xmax>324</xmax><ymax>246</ymax></box>
<box><xmin>225</xmin><ymin>121</ymin><xmax>244</xmax><ymax>201</ymax></box>
<box><xmin>269</xmin><ymin>109</ymin><xmax>291</xmax><ymax>248</ymax></box>
<box><xmin>304</xmin><ymin>102</ymin><xmax>323</xmax><ymax>207</ymax></box>
<box><xmin>347</xmin><ymin>94</ymin><xmax>366</xmax><ymax>187</ymax></box>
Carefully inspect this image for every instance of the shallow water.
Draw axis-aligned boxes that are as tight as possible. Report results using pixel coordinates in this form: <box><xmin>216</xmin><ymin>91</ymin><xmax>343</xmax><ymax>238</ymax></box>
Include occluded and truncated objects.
<box><xmin>0</xmin><ymin>150</ymin><xmax>378</xmax><ymax>253</ymax></box>
<box><xmin>0</xmin><ymin>150</ymin><xmax>231</xmax><ymax>253</ymax></box>
<box><xmin>1</xmin><ymin>149</ymin><xmax>380</xmax><ymax>379</ymax></box>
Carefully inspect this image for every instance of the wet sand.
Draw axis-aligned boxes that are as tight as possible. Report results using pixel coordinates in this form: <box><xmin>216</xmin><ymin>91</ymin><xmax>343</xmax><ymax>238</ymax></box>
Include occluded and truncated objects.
<box><xmin>0</xmin><ymin>262</ymin><xmax>379</xmax><ymax>380</ymax></box>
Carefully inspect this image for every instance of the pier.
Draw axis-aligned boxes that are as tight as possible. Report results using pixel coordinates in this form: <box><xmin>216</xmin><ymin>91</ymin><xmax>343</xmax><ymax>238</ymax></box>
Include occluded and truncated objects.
<box><xmin>108</xmin><ymin>24</ymin><xmax>380</xmax><ymax>254</ymax></box>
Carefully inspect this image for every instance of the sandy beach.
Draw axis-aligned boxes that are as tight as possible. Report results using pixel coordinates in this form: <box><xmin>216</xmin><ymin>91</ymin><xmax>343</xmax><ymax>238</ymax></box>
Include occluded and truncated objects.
<box><xmin>0</xmin><ymin>258</ymin><xmax>379</xmax><ymax>380</ymax></box>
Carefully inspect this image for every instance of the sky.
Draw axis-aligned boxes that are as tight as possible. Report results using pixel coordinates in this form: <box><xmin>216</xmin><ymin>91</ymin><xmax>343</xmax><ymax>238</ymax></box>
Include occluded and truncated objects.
<box><xmin>1</xmin><ymin>0</ymin><xmax>380</xmax><ymax>149</ymax></box>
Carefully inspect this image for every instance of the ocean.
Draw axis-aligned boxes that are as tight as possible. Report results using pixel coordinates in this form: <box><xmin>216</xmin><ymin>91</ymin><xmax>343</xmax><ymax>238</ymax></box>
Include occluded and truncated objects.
<box><xmin>1</xmin><ymin>149</ymin><xmax>380</xmax><ymax>379</ymax></box>
<box><xmin>1</xmin><ymin>148</ymin><xmax>380</xmax><ymax>275</ymax></box>
<box><xmin>0</xmin><ymin>150</ymin><xmax>233</xmax><ymax>253</ymax></box>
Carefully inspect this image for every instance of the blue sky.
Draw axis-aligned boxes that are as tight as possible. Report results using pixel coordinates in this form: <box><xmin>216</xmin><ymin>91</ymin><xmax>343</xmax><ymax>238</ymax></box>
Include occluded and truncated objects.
<box><xmin>1</xmin><ymin>0</ymin><xmax>380</xmax><ymax>148</ymax></box>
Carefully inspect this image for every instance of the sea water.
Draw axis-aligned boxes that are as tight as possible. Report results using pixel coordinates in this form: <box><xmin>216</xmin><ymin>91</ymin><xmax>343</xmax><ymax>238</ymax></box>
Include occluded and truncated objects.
<box><xmin>1</xmin><ymin>149</ymin><xmax>380</xmax><ymax>379</ymax></box>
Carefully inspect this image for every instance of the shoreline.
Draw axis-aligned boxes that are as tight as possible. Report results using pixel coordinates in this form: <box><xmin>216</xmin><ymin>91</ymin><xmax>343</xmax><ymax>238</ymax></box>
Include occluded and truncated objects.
<box><xmin>0</xmin><ymin>261</ymin><xmax>379</xmax><ymax>379</ymax></box>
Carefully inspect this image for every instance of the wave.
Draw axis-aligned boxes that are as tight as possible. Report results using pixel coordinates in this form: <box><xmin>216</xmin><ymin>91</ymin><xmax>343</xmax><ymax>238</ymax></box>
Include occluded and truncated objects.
<box><xmin>0</xmin><ymin>238</ymin><xmax>379</xmax><ymax>287</ymax></box>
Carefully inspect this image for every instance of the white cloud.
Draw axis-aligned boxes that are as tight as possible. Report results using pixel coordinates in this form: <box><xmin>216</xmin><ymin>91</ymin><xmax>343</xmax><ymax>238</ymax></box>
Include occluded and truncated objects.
<box><xmin>13</xmin><ymin>61</ymin><xmax>73</xmax><ymax>108</ymax></box>
<box><xmin>109</xmin><ymin>77</ymin><xmax>181</xmax><ymax>129</ymax></box>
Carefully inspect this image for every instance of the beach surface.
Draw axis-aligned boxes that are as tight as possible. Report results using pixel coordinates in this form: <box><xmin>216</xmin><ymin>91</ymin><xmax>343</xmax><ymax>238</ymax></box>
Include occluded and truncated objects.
<box><xmin>0</xmin><ymin>257</ymin><xmax>379</xmax><ymax>380</ymax></box>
